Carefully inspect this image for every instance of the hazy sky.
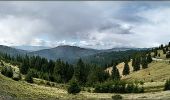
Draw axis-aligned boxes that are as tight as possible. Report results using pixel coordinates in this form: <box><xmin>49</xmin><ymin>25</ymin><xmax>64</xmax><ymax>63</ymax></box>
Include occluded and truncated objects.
<box><xmin>0</xmin><ymin>1</ymin><xmax>170</xmax><ymax>49</ymax></box>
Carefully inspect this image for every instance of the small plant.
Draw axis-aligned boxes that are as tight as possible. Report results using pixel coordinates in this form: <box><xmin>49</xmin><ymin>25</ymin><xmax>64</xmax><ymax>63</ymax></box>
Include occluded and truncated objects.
<box><xmin>112</xmin><ymin>95</ymin><xmax>123</xmax><ymax>100</ymax></box>
<box><xmin>67</xmin><ymin>81</ymin><xmax>81</xmax><ymax>94</ymax></box>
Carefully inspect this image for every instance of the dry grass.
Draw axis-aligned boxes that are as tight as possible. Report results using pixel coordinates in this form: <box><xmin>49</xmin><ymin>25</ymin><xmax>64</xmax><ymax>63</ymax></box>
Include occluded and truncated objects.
<box><xmin>123</xmin><ymin>61</ymin><xmax>170</xmax><ymax>82</ymax></box>
<box><xmin>105</xmin><ymin>60</ymin><xmax>133</xmax><ymax>77</ymax></box>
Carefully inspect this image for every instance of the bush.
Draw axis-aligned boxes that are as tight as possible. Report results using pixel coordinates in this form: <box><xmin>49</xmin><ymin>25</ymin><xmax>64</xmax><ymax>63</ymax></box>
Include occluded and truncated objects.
<box><xmin>94</xmin><ymin>81</ymin><xmax>144</xmax><ymax>93</ymax></box>
<box><xmin>67</xmin><ymin>81</ymin><xmax>81</xmax><ymax>94</ymax></box>
<box><xmin>112</xmin><ymin>95</ymin><xmax>123</xmax><ymax>100</ymax></box>
<box><xmin>46</xmin><ymin>81</ymin><xmax>51</xmax><ymax>86</ymax></box>
<box><xmin>1</xmin><ymin>66</ymin><xmax>13</xmax><ymax>78</ymax></box>
<box><xmin>164</xmin><ymin>79</ymin><xmax>170</xmax><ymax>91</ymax></box>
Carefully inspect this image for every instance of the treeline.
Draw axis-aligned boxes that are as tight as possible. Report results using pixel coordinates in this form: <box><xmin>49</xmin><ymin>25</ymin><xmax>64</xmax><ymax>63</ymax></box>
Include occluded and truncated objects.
<box><xmin>151</xmin><ymin>42</ymin><xmax>170</xmax><ymax>58</ymax></box>
<box><xmin>83</xmin><ymin>50</ymin><xmax>144</xmax><ymax>68</ymax></box>
<box><xmin>0</xmin><ymin>53</ymin><xmax>111</xmax><ymax>86</ymax></box>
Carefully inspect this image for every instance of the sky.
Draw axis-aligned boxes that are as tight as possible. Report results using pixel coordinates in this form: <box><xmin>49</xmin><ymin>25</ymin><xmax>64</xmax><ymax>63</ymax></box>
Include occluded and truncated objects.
<box><xmin>0</xmin><ymin>1</ymin><xmax>170</xmax><ymax>49</ymax></box>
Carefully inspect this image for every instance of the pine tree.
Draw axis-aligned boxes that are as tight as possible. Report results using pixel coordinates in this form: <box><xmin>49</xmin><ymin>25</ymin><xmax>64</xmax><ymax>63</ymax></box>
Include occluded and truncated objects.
<box><xmin>123</xmin><ymin>62</ymin><xmax>130</xmax><ymax>75</ymax></box>
<box><xmin>133</xmin><ymin>58</ymin><xmax>140</xmax><ymax>71</ymax></box>
<box><xmin>147</xmin><ymin>53</ymin><xmax>152</xmax><ymax>63</ymax></box>
<box><xmin>141</xmin><ymin>57</ymin><xmax>148</xmax><ymax>69</ymax></box>
<box><xmin>111</xmin><ymin>64</ymin><xmax>120</xmax><ymax>80</ymax></box>
<box><xmin>73</xmin><ymin>59</ymin><xmax>87</xmax><ymax>85</ymax></box>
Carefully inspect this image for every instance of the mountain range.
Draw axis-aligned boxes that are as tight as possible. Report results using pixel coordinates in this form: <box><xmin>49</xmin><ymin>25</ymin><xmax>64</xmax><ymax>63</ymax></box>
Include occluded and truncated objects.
<box><xmin>0</xmin><ymin>45</ymin><xmax>147</xmax><ymax>64</ymax></box>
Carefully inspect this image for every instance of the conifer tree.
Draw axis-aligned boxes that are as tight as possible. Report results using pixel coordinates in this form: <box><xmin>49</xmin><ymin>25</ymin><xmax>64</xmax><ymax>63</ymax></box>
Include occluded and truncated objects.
<box><xmin>133</xmin><ymin>58</ymin><xmax>140</xmax><ymax>71</ymax></box>
<box><xmin>141</xmin><ymin>57</ymin><xmax>148</xmax><ymax>69</ymax></box>
<box><xmin>111</xmin><ymin>64</ymin><xmax>120</xmax><ymax>80</ymax></box>
<box><xmin>73</xmin><ymin>59</ymin><xmax>87</xmax><ymax>85</ymax></box>
<box><xmin>123</xmin><ymin>62</ymin><xmax>130</xmax><ymax>75</ymax></box>
<box><xmin>147</xmin><ymin>53</ymin><xmax>152</xmax><ymax>63</ymax></box>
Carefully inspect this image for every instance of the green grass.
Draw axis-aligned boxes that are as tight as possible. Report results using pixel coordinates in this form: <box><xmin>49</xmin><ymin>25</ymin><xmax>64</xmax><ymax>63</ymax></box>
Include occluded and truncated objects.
<box><xmin>0</xmin><ymin>74</ymin><xmax>87</xmax><ymax>100</ymax></box>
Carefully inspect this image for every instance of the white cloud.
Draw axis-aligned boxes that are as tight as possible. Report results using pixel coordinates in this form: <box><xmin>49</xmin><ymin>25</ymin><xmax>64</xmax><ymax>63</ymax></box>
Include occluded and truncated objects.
<box><xmin>0</xmin><ymin>1</ymin><xmax>170</xmax><ymax>49</ymax></box>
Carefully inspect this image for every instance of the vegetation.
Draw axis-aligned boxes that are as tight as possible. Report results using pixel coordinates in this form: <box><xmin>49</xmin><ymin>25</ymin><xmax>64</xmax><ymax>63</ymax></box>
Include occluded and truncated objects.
<box><xmin>94</xmin><ymin>81</ymin><xmax>144</xmax><ymax>93</ymax></box>
<box><xmin>123</xmin><ymin>61</ymin><xmax>130</xmax><ymax>75</ymax></box>
<box><xmin>164</xmin><ymin>79</ymin><xmax>170</xmax><ymax>91</ymax></box>
<box><xmin>1</xmin><ymin>66</ymin><xmax>13</xmax><ymax>78</ymax></box>
<box><xmin>112</xmin><ymin>95</ymin><xmax>123</xmax><ymax>100</ymax></box>
<box><xmin>67</xmin><ymin>81</ymin><xmax>81</xmax><ymax>94</ymax></box>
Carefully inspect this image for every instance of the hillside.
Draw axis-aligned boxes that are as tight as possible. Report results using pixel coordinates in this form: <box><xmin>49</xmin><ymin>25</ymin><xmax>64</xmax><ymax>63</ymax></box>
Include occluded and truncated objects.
<box><xmin>0</xmin><ymin>72</ymin><xmax>170</xmax><ymax>100</ymax></box>
<box><xmin>0</xmin><ymin>45</ymin><xmax>27</xmax><ymax>56</ymax></box>
<box><xmin>122</xmin><ymin>60</ymin><xmax>170</xmax><ymax>82</ymax></box>
<box><xmin>29</xmin><ymin>45</ymin><xmax>101</xmax><ymax>63</ymax></box>
<box><xmin>13</xmin><ymin>46</ymin><xmax>51</xmax><ymax>52</ymax></box>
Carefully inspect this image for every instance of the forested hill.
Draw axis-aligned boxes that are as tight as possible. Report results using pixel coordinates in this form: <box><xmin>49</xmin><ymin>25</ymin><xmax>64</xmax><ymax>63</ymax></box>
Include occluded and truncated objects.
<box><xmin>0</xmin><ymin>45</ymin><xmax>27</xmax><ymax>56</ymax></box>
<box><xmin>29</xmin><ymin>45</ymin><xmax>101</xmax><ymax>62</ymax></box>
<box><xmin>0</xmin><ymin>45</ymin><xmax>147</xmax><ymax>67</ymax></box>
<box><xmin>82</xmin><ymin>50</ymin><xmax>147</xmax><ymax>67</ymax></box>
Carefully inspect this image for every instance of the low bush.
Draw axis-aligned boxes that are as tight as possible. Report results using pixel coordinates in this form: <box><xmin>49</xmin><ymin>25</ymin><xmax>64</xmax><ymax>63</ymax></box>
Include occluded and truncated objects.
<box><xmin>94</xmin><ymin>81</ymin><xmax>144</xmax><ymax>93</ymax></box>
<box><xmin>67</xmin><ymin>81</ymin><xmax>81</xmax><ymax>94</ymax></box>
<box><xmin>112</xmin><ymin>95</ymin><xmax>123</xmax><ymax>100</ymax></box>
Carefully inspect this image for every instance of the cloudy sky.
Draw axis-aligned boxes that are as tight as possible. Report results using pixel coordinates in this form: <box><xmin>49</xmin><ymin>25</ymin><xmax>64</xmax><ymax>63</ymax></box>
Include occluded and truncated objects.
<box><xmin>0</xmin><ymin>1</ymin><xmax>170</xmax><ymax>49</ymax></box>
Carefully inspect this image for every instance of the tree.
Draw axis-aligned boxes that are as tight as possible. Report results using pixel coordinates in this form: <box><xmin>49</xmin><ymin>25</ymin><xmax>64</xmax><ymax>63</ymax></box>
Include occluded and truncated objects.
<box><xmin>123</xmin><ymin>62</ymin><xmax>130</xmax><ymax>75</ymax></box>
<box><xmin>141</xmin><ymin>57</ymin><xmax>148</xmax><ymax>69</ymax></box>
<box><xmin>166</xmin><ymin>52</ymin><xmax>170</xmax><ymax>58</ymax></box>
<box><xmin>133</xmin><ymin>58</ymin><xmax>140</xmax><ymax>71</ymax></box>
<box><xmin>164</xmin><ymin>79</ymin><xmax>170</xmax><ymax>90</ymax></box>
<box><xmin>111</xmin><ymin>64</ymin><xmax>120</xmax><ymax>80</ymax></box>
<box><xmin>154</xmin><ymin>50</ymin><xmax>158</xmax><ymax>57</ymax></box>
<box><xmin>73</xmin><ymin>59</ymin><xmax>87</xmax><ymax>85</ymax></box>
<box><xmin>87</xmin><ymin>65</ymin><xmax>109</xmax><ymax>85</ymax></box>
<box><xmin>25</xmin><ymin>69</ymin><xmax>34</xmax><ymax>83</ymax></box>
<box><xmin>163</xmin><ymin>49</ymin><xmax>166</xmax><ymax>54</ymax></box>
<box><xmin>67</xmin><ymin>81</ymin><xmax>81</xmax><ymax>94</ymax></box>
<box><xmin>147</xmin><ymin>53</ymin><xmax>152</xmax><ymax>63</ymax></box>
<box><xmin>20</xmin><ymin>58</ymin><xmax>29</xmax><ymax>74</ymax></box>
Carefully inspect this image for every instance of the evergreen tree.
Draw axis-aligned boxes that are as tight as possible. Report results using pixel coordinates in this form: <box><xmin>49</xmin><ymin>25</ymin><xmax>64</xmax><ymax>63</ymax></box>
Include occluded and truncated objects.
<box><xmin>73</xmin><ymin>59</ymin><xmax>87</xmax><ymax>85</ymax></box>
<box><xmin>111</xmin><ymin>64</ymin><xmax>120</xmax><ymax>80</ymax></box>
<box><xmin>163</xmin><ymin>49</ymin><xmax>166</xmax><ymax>54</ymax></box>
<box><xmin>123</xmin><ymin>62</ymin><xmax>130</xmax><ymax>75</ymax></box>
<box><xmin>141</xmin><ymin>57</ymin><xmax>148</xmax><ymax>69</ymax></box>
<box><xmin>25</xmin><ymin>69</ymin><xmax>34</xmax><ymax>83</ymax></box>
<box><xmin>147</xmin><ymin>53</ymin><xmax>152</xmax><ymax>63</ymax></box>
<box><xmin>133</xmin><ymin>58</ymin><xmax>140</xmax><ymax>71</ymax></box>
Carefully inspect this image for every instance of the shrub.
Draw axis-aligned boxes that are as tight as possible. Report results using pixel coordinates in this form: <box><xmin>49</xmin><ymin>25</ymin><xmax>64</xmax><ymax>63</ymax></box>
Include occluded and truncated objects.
<box><xmin>94</xmin><ymin>81</ymin><xmax>144</xmax><ymax>93</ymax></box>
<box><xmin>1</xmin><ymin>66</ymin><xmax>13</xmax><ymax>78</ymax></box>
<box><xmin>46</xmin><ymin>81</ymin><xmax>51</xmax><ymax>86</ymax></box>
<box><xmin>67</xmin><ymin>81</ymin><xmax>81</xmax><ymax>94</ymax></box>
<box><xmin>112</xmin><ymin>95</ymin><xmax>123</xmax><ymax>100</ymax></box>
<box><xmin>164</xmin><ymin>79</ymin><xmax>170</xmax><ymax>91</ymax></box>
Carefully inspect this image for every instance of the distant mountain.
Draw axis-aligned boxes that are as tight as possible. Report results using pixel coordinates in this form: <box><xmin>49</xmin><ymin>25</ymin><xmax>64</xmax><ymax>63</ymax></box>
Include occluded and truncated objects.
<box><xmin>0</xmin><ymin>45</ymin><xmax>27</xmax><ymax>56</ymax></box>
<box><xmin>13</xmin><ymin>46</ymin><xmax>51</xmax><ymax>51</ymax></box>
<box><xmin>29</xmin><ymin>45</ymin><xmax>147</xmax><ymax>63</ymax></box>
<box><xmin>29</xmin><ymin>45</ymin><xmax>101</xmax><ymax>62</ymax></box>
<box><xmin>0</xmin><ymin>45</ymin><xmax>148</xmax><ymax>64</ymax></box>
